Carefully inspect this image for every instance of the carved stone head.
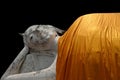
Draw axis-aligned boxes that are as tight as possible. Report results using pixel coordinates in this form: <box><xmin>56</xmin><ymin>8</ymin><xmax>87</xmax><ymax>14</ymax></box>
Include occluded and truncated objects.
<box><xmin>20</xmin><ymin>25</ymin><xmax>64</xmax><ymax>51</ymax></box>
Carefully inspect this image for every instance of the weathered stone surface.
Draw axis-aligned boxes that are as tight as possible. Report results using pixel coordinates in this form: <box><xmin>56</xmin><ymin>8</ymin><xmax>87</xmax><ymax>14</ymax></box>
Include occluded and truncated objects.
<box><xmin>1</xmin><ymin>25</ymin><xmax>63</xmax><ymax>80</ymax></box>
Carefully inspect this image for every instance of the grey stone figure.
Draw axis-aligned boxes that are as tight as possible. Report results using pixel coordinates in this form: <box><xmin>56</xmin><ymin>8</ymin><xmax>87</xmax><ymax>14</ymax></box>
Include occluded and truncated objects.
<box><xmin>1</xmin><ymin>25</ymin><xmax>64</xmax><ymax>80</ymax></box>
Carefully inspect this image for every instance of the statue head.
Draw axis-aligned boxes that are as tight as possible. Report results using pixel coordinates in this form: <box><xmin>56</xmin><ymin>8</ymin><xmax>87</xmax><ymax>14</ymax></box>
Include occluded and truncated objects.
<box><xmin>20</xmin><ymin>25</ymin><xmax>64</xmax><ymax>51</ymax></box>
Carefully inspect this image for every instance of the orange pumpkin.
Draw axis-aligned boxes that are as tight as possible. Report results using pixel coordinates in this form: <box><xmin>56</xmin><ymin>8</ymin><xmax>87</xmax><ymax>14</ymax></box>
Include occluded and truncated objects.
<box><xmin>57</xmin><ymin>13</ymin><xmax>120</xmax><ymax>80</ymax></box>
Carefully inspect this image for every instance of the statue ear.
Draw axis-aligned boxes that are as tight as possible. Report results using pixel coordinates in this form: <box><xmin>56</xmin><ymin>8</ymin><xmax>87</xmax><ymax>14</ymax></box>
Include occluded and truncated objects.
<box><xmin>18</xmin><ymin>33</ymin><xmax>25</xmax><ymax>36</ymax></box>
<box><xmin>55</xmin><ymin>27</ymin><xmax>65</xmax><ymax>34</ymax></box>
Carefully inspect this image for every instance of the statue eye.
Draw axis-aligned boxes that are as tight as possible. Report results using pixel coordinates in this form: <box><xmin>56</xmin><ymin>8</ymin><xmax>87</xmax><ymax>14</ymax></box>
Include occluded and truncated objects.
<box><xmin>30</xmin><ymin>35</ymin><xmax>33</xmax><ymax>40</ymax></box>
<box><xmin>56</xmin><ymin>34</ymin><xmax>57</xmax><ymax>37</ymax></box>
<box><xmin>55</xmin><ymin>33</ymin><xmax>58</xmax><ymax>37</ymax></box>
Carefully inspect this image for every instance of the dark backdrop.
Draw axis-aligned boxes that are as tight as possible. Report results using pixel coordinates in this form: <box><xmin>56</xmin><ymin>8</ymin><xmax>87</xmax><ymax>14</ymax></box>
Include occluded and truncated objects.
<box><xmin>1</xmin><ymin>1</ymin><xmax>120</xmax><ymax>78</ymax></box>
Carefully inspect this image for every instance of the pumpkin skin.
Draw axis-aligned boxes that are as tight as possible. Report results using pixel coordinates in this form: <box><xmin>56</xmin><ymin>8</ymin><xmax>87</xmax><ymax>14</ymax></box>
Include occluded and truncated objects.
<box><xmin>57</xmin><ymin>13</ymin><xmax>120</xmax><ymax>80</ymax></box>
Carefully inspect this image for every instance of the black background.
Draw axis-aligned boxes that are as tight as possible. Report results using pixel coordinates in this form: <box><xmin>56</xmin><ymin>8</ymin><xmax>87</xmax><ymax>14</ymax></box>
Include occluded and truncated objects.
<box><xmin>0</xmin><ymin>1</ymin><xmax>120</xmax><ymax>78</ymax></box>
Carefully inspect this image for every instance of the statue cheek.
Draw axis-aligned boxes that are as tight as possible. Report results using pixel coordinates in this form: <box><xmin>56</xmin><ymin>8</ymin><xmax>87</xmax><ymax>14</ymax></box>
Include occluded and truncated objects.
<box><xmin>50</xmin><ymin>40</ymin><xmax>58</xmax><ymax>50</ymax></box>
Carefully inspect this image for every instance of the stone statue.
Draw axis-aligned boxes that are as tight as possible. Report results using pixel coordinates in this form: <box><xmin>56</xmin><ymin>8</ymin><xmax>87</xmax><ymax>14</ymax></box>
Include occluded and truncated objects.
<box><xmin>1</xmin><ymin>25</ymin><xmax>64</xmax><ymax>80</ymax></box>
<box><xmin>2</xmin><ymin>13</ymin><xmax>120</xmax><ymax>80</ymax></box>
